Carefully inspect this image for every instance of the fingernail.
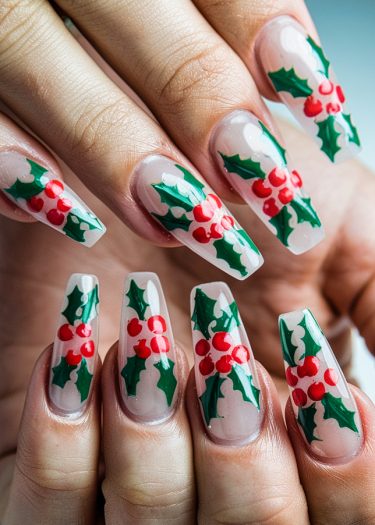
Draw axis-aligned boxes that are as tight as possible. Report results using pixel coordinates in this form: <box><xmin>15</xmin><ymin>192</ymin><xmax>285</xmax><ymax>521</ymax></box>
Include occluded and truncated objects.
<box><xmin>212</xmin><ymin>110</ymin><xmax>324</xmax><ymax>254</ymax></box>
<box><xmin>279</xmin><ymin>308</ymin><xmax>363</xmax><ymax>460</ymax></box>
<box><xmin>0</xmin><ymin>151</ymin><xmax>106</xmax><ymax>246</ymax></box>
<box><xmin>256</xmin><ymin>16</ymin><xmax>361</xmax><ymax>163</ymax></box>
<box><xmin>118</xmin><ymin>272</ymin><xmax>178</xmax><ymax>423</ymax></box>
<box><xmin>135</xmin><ymin>155</ymin><xmax>263</xmax><ymax>280</ymax></box>
<box><xmin>191</xmin><ymin>282</ymin><xmax>262</xmax><ymax>445</ymax></box>
<box><xmin>49</xmin><ymin>273</ymin><xmax>99</xmax><ymax>415</ymax></box>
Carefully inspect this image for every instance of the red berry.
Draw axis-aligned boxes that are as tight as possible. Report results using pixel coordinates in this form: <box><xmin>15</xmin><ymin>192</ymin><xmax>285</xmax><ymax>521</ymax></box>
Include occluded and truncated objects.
<box><xmin>65</xmin><ymin>350</ymin><xmax>82</xmax><ymax>366</ymax></box>
<box><xmin>231</xmin><ymin>345</ymin><xmax>250</xmax><ymax>364</ymax></box>
<box><xmin>216</xmin><ymin>355</ymin><xmax>233</xmax><ymax>374</ymax></box>
<box><xmin>303</xmin><ymin>96</ymin><xmax>323</xmax><ymax>117</ymax></box>
<box><xmin>209</xmin><ymin>222</ymin><xmax>224</xmax><ymax>239</ymax></box>
<box><xmin>199</xmin><ymin>354</ymin><xmax>214</xmax><ymax>376</ymax></box>
<box><xmin>81</xmin><ymin>340</ymin><xmax>95</xmax><ymax>358</ymax></box>
<box><xmin>127</xmin><ymin>318</ymin><xmax>143</xmax><ymax>337</ymax></box>
<box><xmin>195</xmin><ymin>339</ymin><xmax>210</xmax><ymax>356</ymax></box>
<box><xmin>308</xmin><ymin>382</ymin><xmax>326</xmax><ymax>401</ymax></box>
<box><xmin>212</xmin><ymin>331</ymin><xmax>233</xmax><ymax>351</ymax></box>
<box><xmin>326</xmin><ymin>102</ymin><xmax>341</xmax><ymax>114</ymax></box>
<box><xmin>263</xmin><ymin>198</ymin><xmax>280</xmax><ymax>217</ymax></box>
<box><xmin>57</xmin><ymin>197</ymin><xmax>72</xmax><ymax>212</ymax></box>
<box><xmin>192</xmin><ymin>227</ymin><xmax>210</xmax><ymax>244</ymax></box>
<box><xmin>318</xmin><ymin>79</ymin><xmax>334</xmax><ymax>95</ymax></box>
<box><xmin>207</xmin><ymin>193</ymin><xmax>222</xmax><ymax>209</ymax></box>
<box><xmin>297</xmin><ymin>364</ymin><xmax>306</xmax><ymax>378</ymax></box>
<box><xmin>252</xmin><ymin>179</ymin><xmax>272</xmax><ymax>198</ymax></box>
<box><xmin>150</xmin><ymin>335</ymin><xmax>170</xmax><ymax>353</ymax></box>
<box><xmin>47</xmin><ymin>209</ymin><xmax>64</xmax><ymax>225</ymax></box>
<box><xmin>221</xmin><ymin>215</ymin><xmax>235</xmax><ymax>230</ymax></box>
<box><xmin>193</xmin><ymin>201</ymin><xmax>215</xmax><ymax>222</ymax></box>
<box><xmin>324</xmin><ymin>368</ymin><xmax>338</xmax><ymax>386</ymax></box>
<box><xmin>45</xmin><ymin>179</ymin><xmax>64</xmax><ymax>198</ymax></box>
<box><xmin>336</xmin><ymin>85</ymin><xmax>345</xmax><ymax>103</ymax></box>
<box><xmin>76</xmin><ymin>323</ymin><xmax>92</xmax><ymax>338</ymax></box>
<box><xmin>133</xmin><ymin>339</ymin><xmax>151</xmax><ymax>359</ymax></box>
<box><xmin>58</xmin><ymin>323</ymin><xmax>74</xmax><ymax>341</ymax></box>
<box><xmin>147</xmin><ymin>315</ymin><xmax>167</xmax><ymax>334</ymax></box>
<box><xmin>278</xmin><ymin>187</ymin><xmax>294</xmax><ymax>205</ymax></box>
<box><xmin>291</xmin><ymin>170</ymin><xmax>303</xmax><ymax>188</ymax></box>
<box><xmin>292</xmin><ymin>388</ymin><xmax>307</xmax><ymax>407</ymax></box>
<box><xmin>285</xmin><ymin>366</ymin><xmax>298</xmax><ymax>387</ymax></box>
<box><xmin>303</xmin><ymin>356</ymin><xmax>320</xmax><ymax>377</ymax></box>
<box><xmin>27</xmin><ymin>196</ymin><xmax>44</xmax><ymax>212</ymax></box>
<box><xmin>268</xmin><ymin>167</ymin><xmax>287</xmax><ymax>187</ymax></box>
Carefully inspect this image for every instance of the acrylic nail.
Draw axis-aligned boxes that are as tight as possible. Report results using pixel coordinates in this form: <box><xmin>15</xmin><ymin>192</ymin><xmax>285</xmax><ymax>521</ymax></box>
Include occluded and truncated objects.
<box><xmin>191</xmin><ymin>282</ymin><xmax>262</xmax><ymax>445</ymax></box>
<box><xmin>279</xmin><ymin>308</ymin><xmax>363</xmax><ymax>460</ymax></box>
<box><xmin>49</xmin><ymin>273</ymin><xmax>99</xmax><ymax>415</ymax></box>
<box><xmin>118</xmin><ymin>272</ymin><xmax>178</xmax><ymax>423</ymax></box>
<box><xmin>256</xmin><ymin>16</ymin><xmax>361</xmax><ymax>163</ymax></box>
<box><xmin>0</xmin><ymin>151</ymin><xmax>106</xmax><ymax>246</ymax></box>
<box><xmin>212</xmin><ymin>110</ymin><xmax>324</xmax><ymax>254</ymax></box>
<box><xmin>135</xmin><ymin>155</ymin><xmax>263</xmax><ymax>280</ymax></box>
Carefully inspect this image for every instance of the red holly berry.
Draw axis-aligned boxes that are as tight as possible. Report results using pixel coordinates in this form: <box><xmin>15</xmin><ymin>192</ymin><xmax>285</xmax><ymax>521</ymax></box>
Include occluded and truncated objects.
<box><xmin>27</xmin><ymin>196</ymin><xmax>44</xmax><ymax>212</ymax></box>
<box><xmin>192</xmin><ymin>227</ymin><xmax>210</xmax><ymax>244</ymax></box>
<box><xmin>231</xmin><ymin>345</ymin><xmax>250</xmax><ymax>364</ymax></box>
<box><xmin>221</xmin><ymin>215</ymin><xmax>235</xmax><ymax>230</ymax></box>
<box><xmin>263</xmin><ymin>198</ymin><xmax>280</xmax><ymax>217</ymax></box>
<box><xmin>252</xmin><ymin>179</ymin><xmax>272</xmax><ymax>198</ymax></box>
<box><xmin>58</xmin><ymin>323</ymin><xmax>74</xmax><ymax>341</ymax></box>
<box><xmin>324</xmin><ymin>368</ymin><xmax>338</xmax><ymax>386</ymax></box>
<box><xmin>336</xmin><ymin>85</ymin><xmax>345</xmax><ymax>103</ymax></box>
<box><xmin>212</xmin><ymin>331</ymin><xmax>233</xmax><ymax>351</ymax></box>
<box><xmin>66</xmin><ymin>350</ymin><xmax>82</xmax><ymax>366</ymax></box>
<box><xmin>268</xmin><ymin>167</ymin><xmax>287</xmax><ymax>187</ymax></box>
<box><xmin>278</xmin><ymin>187</ymin><xmax>294</xmax><ymax>205</ymax></box>
<box><xmin>150</xmin><ymin>335</ymin><xmax>170</xmax><ymax>353</ymax></box>
<box><xmin>195</xmin><ymin>339</ymin><xmax>210</xmax><ymax>356</ymax></box>
<box><xmin>81</xmin><ymin>340</ymin><xmax>95</xmax><ymax>358</ymax></box>
<box><xmin>318</xmin><ymin>79</ymin><xmax>334</xmax><ymax>95</ymax></box>
<box><xmin>292</xmin><ymin>388</ymin><xmax>307</xmax><ymax>407</ymax></box>
<box><xmin>326</xmin><ymin>102</ymin><xmax>341</xmax><ymax>114</ymax></box>
<box><xmin>45</xmin><ymin>179</ymin><xmax>64</xmax><ymax>199</ymax></box>
<box><xmin>207</xmin><ymin>193</ymin><xmax>222</xmax><ymax>209</ymax></box>
<box><xmin>209</xmin><ymin>222</ymin><xmax>224</xmax><ymax>239</ymax></box>
<box><xmin>47</xmin><ymin>209</ymin><xmax>65</xmax><ymax>226</ymax></box>
<box><xmin>193</xmin><ymin>201</ymin><xmax>215</xmax><ymax>222</ymax></box>
<box><xmin>127</xmin><ymin>318</ymin><xmax>143</xmax><ymax>337</ymax></box>
<box><xmin>147</xmin><ymin>315</ymin><xmax>167</xmax><ymax>334</ymax></box>
<box><xmin>303</xmin><ymin>96</ymin><xmax>323</xmax><ymax>117</ymax></box>
<box><xmin>133</xmin><ymin>339</ymin><xmax>151</xmax><ymax>359</ymax></box>
<box><xmin>285</xmin><ymin>366</ymin><xmax>299</xmax><ymax>387</ymax></box>
<box><xmin>297</xmin><ymin>364</ymin><xmax>306</xmax><ymax>378</ymax></box>
<box><xmin>291</xmin><ymin>170</ymin><xmax>303</xmax><ymax>188</ymax></box>
<box><xmin>303</xmin><ymin>356</ymin><xmax>320</xmax><ymax>377</ymax></box>
<box><xmin>216</xmin><ymin>354</ymin><xmax>233</xmax><ymax>374</ymax></box>
<box><xmin>308</xmin><ymin>382</ymin><xmax>326</xmax><ymax>401</ymax></box>
<box><xmin>199</xmin><ymin>354</ymin><xmax>215</xmax><ymax>376</ymax></box>
<box><xmin>57</xmin><ymin>197</ymin><xmax>72</xmax><ymax>212</ymax></box>
<box><xmin>75</xmin><ymin>323</ymin><xmax>92</xmax><ymax>338</ymax></box>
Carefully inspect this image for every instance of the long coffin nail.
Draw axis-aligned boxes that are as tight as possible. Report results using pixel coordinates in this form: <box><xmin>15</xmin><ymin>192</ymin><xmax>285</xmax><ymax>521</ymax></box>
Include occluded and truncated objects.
<box><xmin>191</xmin><ymin>282</ymin><xmax>262</xmax><ymax>445</ymax></box>
<box><xmin>212</xmin><ymin>110</ymin><xmax>324</xmax><ymax>254</ymax></box>
<box><xmin>279</xmin><ymin>308</ymin><xmax>363</xmax><ymax>460</ymax></box>
<box><xmin>256</xmin><ymin>16</ymin><xmax>361</xmax><ymax>163</ymax></box>
<box><xmin>118</xmin><ymin>272</ymin><xmax>178</xmax><ymax>423</ymax></box>
<box><xmin>135</xmin><ymin>155</ymin><xmax>263</xmax><ymax>280</ymax></box>
<box><xmin>49</xmin><ymin>273</ymin><xmax>99</xmax><ymax>415</ymax></box>
<box><xmin>0</xmin><ymin>151</ymin><xmax>106</xmax><ymax>246</ymax></box>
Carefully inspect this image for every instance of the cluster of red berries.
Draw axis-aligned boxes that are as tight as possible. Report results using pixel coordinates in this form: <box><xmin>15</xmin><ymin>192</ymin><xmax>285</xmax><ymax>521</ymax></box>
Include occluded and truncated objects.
<box><xmin>285</xmin><ymin>355</ymin><xmax>339</xmax><ymax>407</ymax></box>
<box><xmin>127</xmin><ymin>314</ymin><xmax>170</xmax><ymax>359</ymax></box>
<box><xmin>303</xmin><ymin>79</ymin><xmax>345</xmax><ymax>118</ymax></box>
<box><xmin>195</xmin><ymin>331</ymin><xmax>250</xmax><ymax>375</ymax></box>
<box><xmin>27</xmin><ymin>179</ymin><xmax>72</xmax><ymax>226</ymax></box>
<box><xmin>191</xmin><ymin>193</ymin><xmax>235</xmax><ymax>244</ymax></box>
<box><xmin>58</xmin><ymin>322</ymin><xmax>94</xmax><ymax>366</ymax></box>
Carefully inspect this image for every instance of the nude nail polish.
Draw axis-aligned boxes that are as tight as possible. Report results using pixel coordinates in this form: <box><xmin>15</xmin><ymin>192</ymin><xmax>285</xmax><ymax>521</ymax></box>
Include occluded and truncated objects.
<box><xmin>49</xmin><ymin>274</ymin><xmax>99</xmax><ymax>415</ymax></box>
<box><xmin>0</xmin><ymin>151</ymin><xmax>105</xmax><ymax>246</ymax></box>
<box><xmin>118</xmin><ymin>272</ymin><xmax>178</xmax><ymax>423</ymax></box>
<box><xmin>279</xmin><ymin>308</ymin><xmax>363</xmax><ymax>460</ymax></box>
<box><xmin>256</xmin><ymin>16</ymin><xmax>361</xmax><ymax>163</ymax></box>
<box><xmin>135</xmin><ymin>155</ymin><xmax>263</xmax><ymax>280</ymax></box>
<box><xmin>191</xmin><ymin>282</ymin><xmax>262</xmax><ymax>445</ymax></box>
<box><xmin>212</xmin><ymin>110</ymin><xmax>324</xmax><ymax>254</ymax></box>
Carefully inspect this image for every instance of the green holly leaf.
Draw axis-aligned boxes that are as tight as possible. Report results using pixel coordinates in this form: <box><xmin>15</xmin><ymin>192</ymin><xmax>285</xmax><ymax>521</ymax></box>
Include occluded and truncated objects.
<box><xmin>121</xmin><ymin>355</ymin><xmax>147</xmax><ymax>396</ymax></box>
<box><xmin>317</xmin><ymin>116</ymin><xmax>341</xmax><ymax>162</ymax></box>
<box><xmin>212</xmin><ymin>301</ymin><xmax>240</xmax><ymax>334</ymax></box>
<box><xmin>279</xmin><ymin>318</ymin><xmax>298</xmax><ymax>367</ymax></box>
<box><xmin>322</xmin><ymin>393</ymin><xmax>359</xmax><ymax>433</ymax></box>
<box><xmin>299</xmin><ymin>310</ymin><xmax>322</xmax><ymax>358</ymax></box>
<box><xmin>191</xmin><ymin>287</ymin><xmax>217</xmax><ymax>340</ymax></box>
<box><xmin>228</xmin><ymin>364</ymin><xmax>260</xmax><ymax>409</ymax></box>
<box><xmin>5</xmin><ymin>159</ymin><xmax>47</xmax><ymax>200</ymax></box>
<box><xmin>259</xmin><ymin>121</ymin><xmax>287</xmax><ymax>165</ymax></box>
<box><xmin>175</xmin><ymin>164</ymin><xmax>206</xmax><ymax>201</ymax></box>
<box><xmin>289</xmin><ymin>196</ymin><xmax>321</xmax><ymax>229</ymax></box>
<box><xmin>341</xmin><ymin>113</ymin><xmax>361</xmax><ymax>147</ymax></box>
<box><xmin>51</xmin><ymin>356</ymin><xmax>77</xmax><ymax>388</ymax></box>
<box><xmin>213</xmin><ymin>233</ymin><xmax>248</xmax><ymax>278</ymax></box>
<box><xmin>152</xmin><ymin>181</ymin><xmax>195</xmax><ymax>211</ymax></box>
<box><xmin>297</xmin><ymin>403</ymin><xmax>320</xmax><ymax>443</ymax></box>
<box><xmin>81</xmin><ymin>284</ymin><xmax>99</xmax><ymax>324</ymax></box>
<box><xmin>199</xmin><ymin>372</ymin><xmax>226</xmax><ymax>425</ymax></box>
<box><xmin>268</xmin><ymin>67</ymin><xmax>313</xmax><ymax>98</ymax></box>
<box><xmin>126</xmin><ymin>279</ymin><xmax>149</xmax><ymax>321</ymax></box>
<box><xmin>237</xmin><ymin>229</ymin><xmax>260</xmax><ymax>254</ymax></box>
<box><xmin>62</xmin><ymin>285</ymin><xmax>85</xmax><ymax>325</ymax></box>
<box><xmin>269</xmin><ymin>206</ymin><xmax>294</xmax><ymax>247</ymax></box>
<box><xmin>63</xmin><ymin>208</ymin><xmax>104</xmax><ymax>243</ymax></box>
<box><xmin>152</xmin><ymin>209</ymin><xmax>192</xmax><ymax>232</ymax></box>
<box><xmin>219</xmin><ymin>153</ymin><xmax>266</xmax><ymax>180</ymax></box>
<box><xmin>154</xmin><ymin>358</ymin><xmax>177</xmax><ymax>406</ymax></box>
<box><xmin>307</xmin><ymin>36</ymin><xmax>330</xmax><ymax>77</ymax></box>
<box><xmin>75</xmin><ymin>358</ymin><xmax>93</xmax><ymax>402</ymax></box>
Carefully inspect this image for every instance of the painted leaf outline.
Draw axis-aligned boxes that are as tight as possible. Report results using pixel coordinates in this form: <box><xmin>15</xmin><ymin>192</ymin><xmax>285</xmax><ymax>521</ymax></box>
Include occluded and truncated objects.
<box><xmin>321</xmin><ymin>392</ymin><xmax>359</xmax><ymax>433</ymax></box>
<box><xmin>228</xmin><ymin>364</ymin><xmax>260</xmax><ymax>409</ymax></box>
<box><xmin>154</xmin><ymin>358</ymin><xmax>177</xmax><ymax>406</ymax></box>
<box><xmin>75</xmin><ymin>358</ymin><xmax>93</xmax><ymax>402</ymax></box>
<box><xmin>213</xmin><ymin>233</ymin><xmax>248</xmax><ymax>277</ymax></box>
<box><xmin>307</xmin><ymin>36</ymin><xmax>330</xmax><ymax>77</ymax></box>
<box><xmin>297</xmin><ymin>403</ymin><xmax>321</xmax><ymax>443</ymax></box>
<box><xmin>219</xmin><ymin>153</ymin><xmax>266</xmax><ymax>180</ymax></box>
<box><xmin>299</xmin><ymin>311</ymin><xmax>322</xmax><ymax>359</ymax></box>
<box><xmin>191</xmin><ymin>287</ymin><xmax>217</xmax><ymax>340</ymax></box>
<box><xmin>152</xmin><ymin>209</ymin><xmax>192</xmax><ymax>232</ymax></box>
<box><xmin>126</xmin><ymin>279</ymin><xmax>149</xmax><ymax>321</ymax></box>
<box><xmin>268</xmin><ymin>67</ymin><xmax>313</xmax><ymax>98</ymax></box>
<box><xmin>51</xmin><ymin>356</ymin><xmax>77</xmax><ymax>388</ymax></box>
<box><xmin>279</xmin><ymin>318</ymin><xmax>298</xmax><ymax>367</ymax></box>
<box><xmin>5</xmin><ymin>159</ymin><xmax>47</xmax><ymax>200</ymax></box>
<box><xmin>199</xmin><ymin>372</ymin><xmax>226</xmax><ymax>425</ymax></box>
<box><xmin>317</xmin><ymin>116</ymin><xmax>341</xmax><ymax>162</ymax></box>
<box><xmin>121</xmin><ymin>354</ymin><xmax>147</xmax><ymax>396</ymax></box>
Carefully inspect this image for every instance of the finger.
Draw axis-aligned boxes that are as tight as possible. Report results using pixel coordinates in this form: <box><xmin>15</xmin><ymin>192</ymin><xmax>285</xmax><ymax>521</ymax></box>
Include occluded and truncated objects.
<box><xmin>102</xmin><ymin>272</ymin><xmax>195</xmax><ymax>524</ymax></box>
<box><xmin>55</xmin><ymin>0</ymin><xmax>324</xmax><ymax>255</ymax></box>
<box><xmin>195</xmin><ymin>0</ymin><xmax>361</xmax><ymax>163</ymax></box>
<box><xmin>0</xmin><ymin>2</ymin><xmax>262</xmax><ymax>280</ymax></box>
<box><xmin>188</xmin><ymin>281</ymin><xmax>308</xmax><ymax>523</ymax></box>
<box><xmin>3</xmin><ymin>273</ymin><xmax>101</xmax><ymax>525</ymax></box>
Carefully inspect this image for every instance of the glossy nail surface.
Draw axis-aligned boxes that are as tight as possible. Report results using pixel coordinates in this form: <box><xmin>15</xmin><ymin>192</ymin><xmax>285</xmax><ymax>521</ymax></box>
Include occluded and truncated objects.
<box><xmin>135</xmin><ymin>155</ymin><xmax>263</xmax><ymax>280</ymax></box>
<box><xmin>279</xmin><ymin>308</ymin><xmax>362</xmax><ymax>459</ymax></box>
<box><xmin>49</xmin><ymin>274</ymin><xmax>99</xmax><ymax>415</ymax></box>
<box><xmin>118</xmin><ymin>272</ymin><xmax>178</xmax><ymax>423</ymax></box>
<box><xmin>191</xmin><ymin>282</ymin><xmax>262</xmax><ymax>445</ymax></box>
<box><xmin>257</xmin><ymin>16</ymin><xmax>361</xmax><ymax>163</ymax></box>
<box><xmin>0</xmin><ymin>152</ymin><xmax>105</xmax><ymax>246</ymax></box>
<box><xmin>213</xmin><ymin>110</ymin><xmax>324</xmax><ymax>254</ymax></box>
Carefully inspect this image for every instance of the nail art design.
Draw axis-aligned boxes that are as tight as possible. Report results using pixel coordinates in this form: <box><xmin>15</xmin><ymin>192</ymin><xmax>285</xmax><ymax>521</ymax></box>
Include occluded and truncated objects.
<box><xmin>213</xmin><ymin>111</ymin><xmax>324</xmax><ymax>254</ymax></box>
<box><xmin>257</xmin><ymin>16</ymin><xmax>361</xmax><ymax>162</ymax></box>
<box><xmin>136</xmin><ymin>155</ymin><xmax>263</xmax><ymax>280</ymax></box>
<box><xmin>49</xmin><ymin>274</ymin><xmax>99</xmax><ymax>414</ymax></box>
<box><xmin>191</xmin><ymin>282</ymin><xmax>262</xmax><ymax>445</ymax></box>
<box><xmin>279</xmin><ymin>309</ymin><xmax>362</xmax><ymax>459</ymax></box>
<box><xmin>0</xmin><ymin>152</ymin><xmax>105</xmax><ymax>246</ymax></box>
<box><xmin>119</xmin><ymin>273</ymin><xmax>178</xmax><ymax>422</ymax></box>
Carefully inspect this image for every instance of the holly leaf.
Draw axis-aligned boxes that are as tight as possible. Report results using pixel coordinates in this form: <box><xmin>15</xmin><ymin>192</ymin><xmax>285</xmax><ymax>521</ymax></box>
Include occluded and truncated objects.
<box><xmin>5</xmin><ymin>158</ymin><xmax>47</xmax><ymax>200</ymax></box>
<box><xmin>63</xmin><ymin>208</ymin><xmax>104</xmax><ymax>243</ymax></box>
<box><xmin>126</xmin><ymin>279</ymin><xmax>149</xmax><ymax>321</ymax></box>
<box><xmin>121</xmin><ymin>355</ymin><xmax>147</xmax><ymax>396</ymax></box>
<box><xmin>268</xmin><ymin>67</ymin><xmax>313</xmax><ymax>98</ymax></box>
<box><xmin>81</xmin><ymin>284</ymin><xmax>99</xmax><ymax>323</ymax></box>
<box><xmin>191</xmin><ymin>287</ymin><xmax>217</xmax><ymax>340</ymax></box>
<box><xmin>152</xmin><ymin>181</ymin><xmax>195</xmax><ymax>211</ymax></box>
<box><xmin>51</xmin><ymin>356</ymin><xmax>77</xmax><ymax>388</ymax></box>
<box><xmin>154</xmin><ymin>358</ymin><xmax>177</xmax><ymax>406</ymax></box>
<box><xmin>259</xmin><ymin>121</ymin><xmax>287</xmax><ymax>165</ymax></box>
<box><xmin>62</xmin><ymin>285</ymin><xmax>85</xmax><ymax>325</ymax></box>
<box><xmin>75</xmin><ymin>358</ymin><xmax>93</xmax><ymax>402</ymax></box>
<box><xmin>237</xmin><ymin>229</ymin><xmax>260</xmax><ymax>254</ymax></box>
<box><xmin>299</xmin><ymin>311</ymin><xmax>322</xmax><ymax>358</ymax></box>
<box><xmin>322</xmin><ymin>393</ymin><xmax>359</xmax><ymax>433</ymax></box>
<box><xmin>212</xmin><ymin>301</ymin><xmax>240</xmax><ymax>333</ymax></box>
<box><xmin>175</xmin><ymin>164</ymin><xmax>206</xmax><ymax>201</ymax></box>
<box><xmin>228</xmin><ymin>364</ymin><xmax>260</xmax><ymax>409</ymax></box>
<box><xmin>213</xmin><ymin>234</ymin><xmax>248</xmax><ymax>278</ymax></box>
<box><xmin>219</xmin><ymin>153</ymin><xmax>266</xmax><ymax>180</ymax></box>
<box><xmin>341</xmin><ymin>113</ymin><xmax>361</xmax><ymax>147</ymax></box>
<box><xmin>279</xmin><ymin>318</ymin><xmax>298</xmax><ymax>367</ymax></box>
<box><xmin>289</xmin><ymin>196</ymin><xmax>321</xmax><ymax>228</ymax></box>
<box><xmin>317</xmin><ymin>116</ymin><xmax>341</xmax><ymax>162</ymax></box>
<box><xmin>269</xmin><ymin>206</ymin><xmax>294</xmax><ymax>247</ymax></box>
<box><xmin>297</xmin><ymin>403</ymin><xmax>320</xmax><ymax>443</ymax></box>
<box><xmin>199</xmin><ymin>372</ymin><xmax>226</xmax><ymax>425</ymax></box>
<box><xmin>152</xmin><ymin>209</ymin><xmax>192</xmax><ymax>232</ymax></box>
<box><xmin>307</xmin><ymin>36</ymin><xmax>330</xmax><ymax>77</ymax></box>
